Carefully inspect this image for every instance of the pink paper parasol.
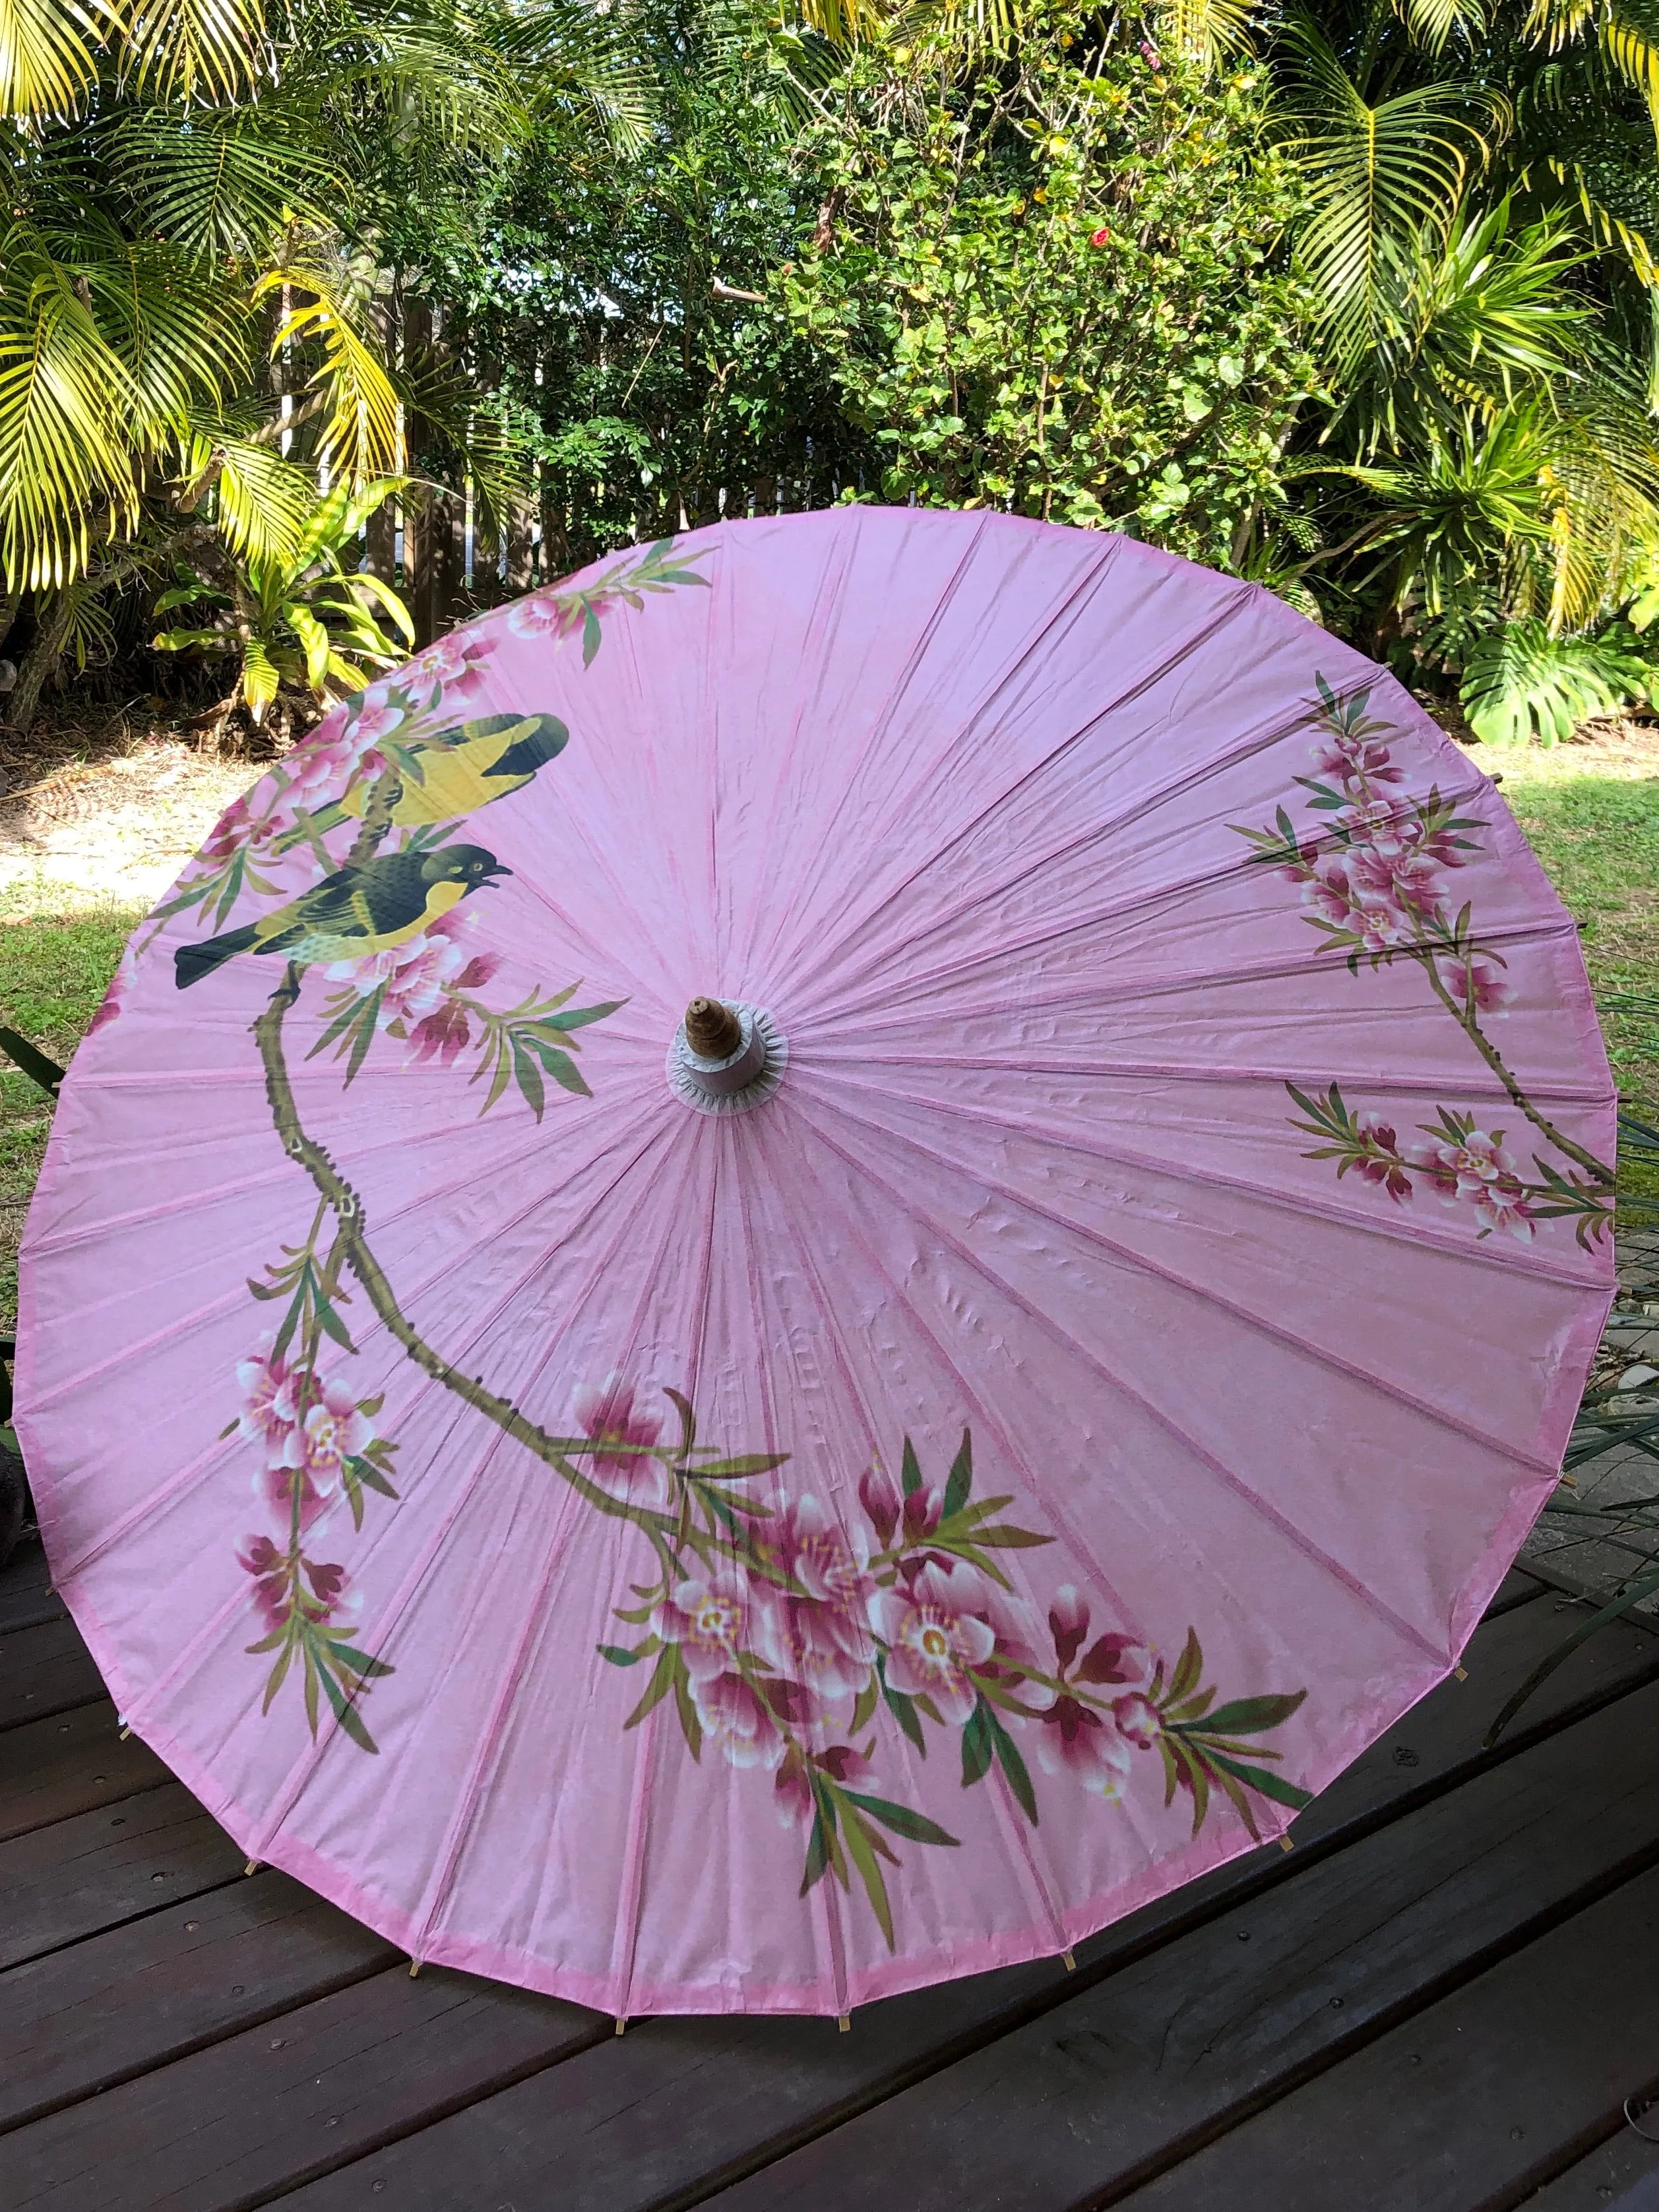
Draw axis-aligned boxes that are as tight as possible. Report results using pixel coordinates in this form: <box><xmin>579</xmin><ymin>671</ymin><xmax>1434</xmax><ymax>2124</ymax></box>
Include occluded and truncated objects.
<box><xmin>18</xmin><ymin>509</ymin><xmax>1614</xmax><ymax>2018</ymax></box>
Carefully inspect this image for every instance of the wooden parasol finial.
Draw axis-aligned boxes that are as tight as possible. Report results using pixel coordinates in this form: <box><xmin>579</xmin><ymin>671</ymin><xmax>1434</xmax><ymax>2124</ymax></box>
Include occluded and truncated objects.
<box><xmin>685</xmin><ymin>997</ymin><xmax>743</xmax><ymax>1059</ymax></box>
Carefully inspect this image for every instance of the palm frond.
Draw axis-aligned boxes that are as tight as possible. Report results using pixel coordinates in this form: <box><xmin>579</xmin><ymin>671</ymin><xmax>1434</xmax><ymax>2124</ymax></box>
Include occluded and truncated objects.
<box><xmin>0</xmin><ymin>0</ymin><xmax>104</xmax><ymax>118</ymax></box>
<box><xmin>1282</xmin><ymin>19</ymin><xmax>1502</xmax><ymax>365</ymax></box>
<box><xmin>1398</xmin><ymin>0</ymin><xmax>1489</xmax><ymax>58</ymax></box>
<box><xmin>117</xmin><ymin>0</ymin><xmax>265</xmax><ymax>104</ymax></box>
<box><xmin>201</xmin><ymin>433</ymin><xmax>320</xmax><ymax>568</ymax></box>
<box><xmin>103</xmin><ymin>100</ymin><xmax>338</xmax><ymax>258</ymax></box>
<box><xmin>257</xmin><ymin>266</ymin><xmax>400</xmax><ymax>483</ymax></box>
<box><xmin>1162</xmin><ymin>0</ymin><xmax>1263</xmax><ymax>65</ymax></box>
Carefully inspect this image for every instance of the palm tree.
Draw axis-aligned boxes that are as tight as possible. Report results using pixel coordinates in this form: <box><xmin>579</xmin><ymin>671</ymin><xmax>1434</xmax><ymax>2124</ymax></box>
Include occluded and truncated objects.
<box><xmin>0</xmin><ymin>0</ymin><xmax>649</xmax><ymax>725</ymax></box>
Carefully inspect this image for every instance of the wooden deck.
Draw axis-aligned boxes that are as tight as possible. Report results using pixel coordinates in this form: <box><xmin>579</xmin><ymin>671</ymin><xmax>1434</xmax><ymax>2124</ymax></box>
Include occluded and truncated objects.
<box><xmin>6</xmin><ymin>1539</ymin><xmax>1659</xmax><ymax>2211</ymax></box>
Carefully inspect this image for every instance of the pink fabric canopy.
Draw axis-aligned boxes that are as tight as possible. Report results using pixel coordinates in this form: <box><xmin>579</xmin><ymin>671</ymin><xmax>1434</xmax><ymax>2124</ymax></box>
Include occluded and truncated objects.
<box><xmin>19</xmin><ymin>508</ymin><xmax>1614</xmax><ymax>2017</ymax></box>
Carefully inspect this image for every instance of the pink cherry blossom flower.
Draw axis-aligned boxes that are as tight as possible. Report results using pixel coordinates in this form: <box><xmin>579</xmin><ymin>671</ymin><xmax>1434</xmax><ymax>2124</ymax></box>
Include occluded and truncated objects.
<box><xmin>200</xmin><ymin>793</ymin><xmax>262</xmax><ymax>862</ymax></box>
<box><xmin>1113</xmin><ymin>1690</ymin><xmax>1162</xmax><ymax>1748</ymax></box>
<box><xmin>691</xmin><ymin>1669</ymin><xmax>790</xmax><ymax>1769</ymax></box>
<box><xmin>1405</xmin><ymin>1129</ymin><xmax>1536</xmax><ymax>1239</ymax></box>
<box><xmin>571</xmin><ymin>1374</ymin><xmax>664</xmax><ymax>1500</ymax></box>
<box><xmin>325</xmin><ymin>909</ymin><xmax>476</xmax><ymax>1020</ymax></box>
<box><xmin>398</xmin><ymin>632</ymin><xmax>492</xmax><ymax>706</ymax></box>
<box><xmin>858</xmin><ymin>1464</ymin><xmax>902</xmax><ymax>1547</ymax></box>
<box><xmin>652</xmin><ymin>1570</ymin><xmax>753</xmax><ymax>1685</ymax></box>
<box><xmin>751</xmin><ymin>1494</ymin><xmax>878</xmax><ymax>1704</ymax></box>
<box><xmin>87</xmin><ymin>944</ymin><xmax>138</xmax><ymax>1035</ymax></box>
<box><xmin>506</xmin><ymin>588</ymin><xmax>613</xmax><ymax>643</ymax></box>
<box><xmin>1443</xmin><ymin>953</ymin><xmax>1511</xmax><ymax>1016</ymax></box>
<box><xmin>408</xmin><ymin>1001</ymin><xmax>472</xmax><ymax>1068</ymax></box>
<box><xmin>1049</xmin><ymin>1584</ymin><xmax>1091</xmax><ymax>1672</ymax></box>
<box><xmin>1300</xmin><ymin>857</ymin><xmax>1358</xmax><ymax>928</ymax></box>
<box><xmin>1035</xmin><ymin>1692</ymin><xmax>1135</xmax><ymax>1799</ymax></box>
<box><xmin>238</xmin><ymin>1533</ymin><xmax>289</xmax><ymax>1632</ymax></box>
<box><xmin>265</xmin><ymin>1369</ymin><xmax>374</xmax><ymax>1521</ymax></box>
<box><xmin>868</xmin><ymin>1559</ymin><xmax>997</xmax><ymax>1725</ymax></box>
<box><xmin>1309</xmin><ymin>733</ymin><xmax>1400</xmax><ymax>787</ymax></box>
<box><xmin>902</xmin><ymin>1481</ymin><xmax>946</xmax><ymax>1543</ymax></box>
<box><xmin>237</xmin><ymin>1341</ymin><xmax>294</xmax><ymax>1453</ymax></box>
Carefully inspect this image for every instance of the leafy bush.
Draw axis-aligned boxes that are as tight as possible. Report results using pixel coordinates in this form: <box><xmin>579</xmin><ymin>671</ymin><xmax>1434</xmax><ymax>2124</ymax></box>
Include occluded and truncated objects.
<box><xmin>780</xmin><ymin>27</ymin><xmax>1317</xmax><ymax>567</ymax></box>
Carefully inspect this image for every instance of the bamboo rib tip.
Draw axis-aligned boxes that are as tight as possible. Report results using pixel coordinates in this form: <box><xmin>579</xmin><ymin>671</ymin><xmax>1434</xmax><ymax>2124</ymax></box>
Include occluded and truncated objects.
<box><xmin>245</xmin><ymin>1859</ymin><xmax>261</xmax><ymax>1876</ymax></box>
<box><xmin>1455</xmin><ymin>1665</ymin><xmax>1469</xmax><ymax>1681</ymax></box>
<box><xmin>838</xmin><ymin>2013</ymin><xmax>852</xmax><ymax>2033</ymax></box>
<box><xmin>119</xmin><ymin>1726</ymin><xmax>132</xmax><ymax>1741</ymax></box>
<box><xmin>409</xmin><ymin>1959</ymin><xmax>422</xmax><ymax>1978</ymax></box>
<box><xmin>1062</xmin><ymin>1950</ymin><xmax>1077</xmax><ymax>1971</ymax></box>
<box><xmin>615</xmin><ymin>2017</ymin><xmax>627</xmax><ymax>2037</ymax></box>
<box><xmin>1278</xmin><ymin>1835</ymin><xmax>1295</xmax><ymax>1853</ymax></box>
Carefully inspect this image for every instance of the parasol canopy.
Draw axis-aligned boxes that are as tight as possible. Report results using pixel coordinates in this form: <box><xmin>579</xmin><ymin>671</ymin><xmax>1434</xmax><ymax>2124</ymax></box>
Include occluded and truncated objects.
<box><xmin>18</xmin><ymin>508</ymin><xmax>1615</xmax><ymax>2018</ymax></box>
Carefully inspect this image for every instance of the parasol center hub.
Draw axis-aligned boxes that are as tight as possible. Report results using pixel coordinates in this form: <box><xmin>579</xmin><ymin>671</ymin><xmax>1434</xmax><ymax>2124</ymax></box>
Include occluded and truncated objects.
<box><xmin>668</xmin><ymin>998</ymin><xmax>788</xmax><ymax>1117</ymax></box>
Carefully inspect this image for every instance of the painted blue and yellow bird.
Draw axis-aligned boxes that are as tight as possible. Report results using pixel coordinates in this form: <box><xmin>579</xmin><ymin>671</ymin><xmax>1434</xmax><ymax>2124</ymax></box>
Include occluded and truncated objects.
<box><xmin>175</xmin><ymin>845</ymin><xmax>509</xmax><ymax>989</ymax></box>
<box><xmin>280</xmin><ymin>713</ymin><xmax>569</xmax><ymax>845</ymax></box>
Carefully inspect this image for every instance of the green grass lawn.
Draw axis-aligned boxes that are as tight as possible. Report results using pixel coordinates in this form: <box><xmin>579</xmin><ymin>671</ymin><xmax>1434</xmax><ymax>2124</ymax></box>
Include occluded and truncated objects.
<box><xmin>0</xmin><ymin>907</ymin><xmax>141</xmax><ymax>1328</ymax></box>
<box><xmin>0</xmin><ymin>739</ymin><xmax>1651</xmax><ymax>1332</ymax></box>
<box><xmin>1502</xmin><ymin>751</ymin><xmax>1659</xmax><ymax>1116</ymax></box>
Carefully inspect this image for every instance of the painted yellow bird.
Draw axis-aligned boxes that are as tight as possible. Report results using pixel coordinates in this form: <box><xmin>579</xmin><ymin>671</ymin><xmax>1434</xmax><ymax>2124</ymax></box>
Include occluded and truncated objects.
<box><xmin>284</xmin><ymin>714</ymin><xmax>569</xmax><ymax>845</ymax></box>
<box><xmin>175</xmin><ymin>845</ymin><xmax>509</xmax><ymax>989</ymax></box>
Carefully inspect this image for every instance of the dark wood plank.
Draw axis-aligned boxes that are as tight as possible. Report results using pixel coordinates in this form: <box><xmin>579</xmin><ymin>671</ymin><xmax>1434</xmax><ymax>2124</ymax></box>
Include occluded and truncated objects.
<box><xmin>1521</xmin><ymin>2131</ymin><xmax>1659</xmax><ymax>2209</ymax></box>
<box><xmin>0</xmin><ymin>1967</ymin><xmax>605</xmax><ymax>2212</ymax></box>
<box><xmin>0</xmin><ymin>1782</ymin><xmax>244</xmax><ymax>1971</ymax></box>
<box><xmin>0</xmin><ymin>1700</ymin><xmax>170</xmax><ymax>1845</ymax></box>
<box><xmin>0</xmin><ymin>1872</ymin><xmax>397</xmax><ymax>2135</ymax></box>
<box><xmin>1115</xmin><ymin>1859</ymin><xmax>1659</xmax><ymax>2212</ymax></box>
<box><xmin>268</xmin><ymin>1635</ymin><xmax>1659</xmax><ymax>2212</ymax></box>
<box><xmin>698</xmin><ymin>1663</ymin><xmax>1659</xmax><ymax>2212</ymax></box>
<box><xmin>0</xmin><ymin>1613</ymin><xmax>106</xmax><ymax>1731</ymax></box>
<box><xmin>0</xmin><ymin>1541</ymin><xmax>64</xmax><ymax>1636</ymax></box>
<box><xmin>1487</xmin><ymin>1565</ymin><xmax>1547</xmax><ymax>1618</ymax></box>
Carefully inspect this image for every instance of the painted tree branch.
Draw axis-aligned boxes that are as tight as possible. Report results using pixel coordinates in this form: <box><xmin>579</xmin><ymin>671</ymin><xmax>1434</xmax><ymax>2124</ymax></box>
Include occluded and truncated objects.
<box><xmin>252</xmin><ymin>962</ymin><xmax>681</xmax><ymax>1541</ymax></box>
<box><xmin>1418</xmin><ymin>952</ymin><xmax>1615</xmax><ymax>1186</ymax></box>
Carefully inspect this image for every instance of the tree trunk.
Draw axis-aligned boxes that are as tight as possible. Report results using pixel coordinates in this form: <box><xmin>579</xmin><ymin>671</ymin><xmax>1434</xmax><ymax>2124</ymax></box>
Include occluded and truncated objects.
<box><xmin>9</xmin><ymin>589</ymin><xmax>76</xmax><ymax>734</ymax></box>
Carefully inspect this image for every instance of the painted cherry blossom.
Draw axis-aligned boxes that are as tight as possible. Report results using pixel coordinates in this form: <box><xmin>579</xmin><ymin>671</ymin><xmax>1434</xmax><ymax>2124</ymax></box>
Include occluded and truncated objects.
<box><xmin>325</xmin><ymin>909</ymin><xmax>479</xmax><ymax>1021</ymax></box>
<box><xmin>507</xmin><ymin>588</ymin><xmax>615</xmax><ymax>642</ymax></box>
<box><xmin>264</xmin><ymin>1368</ymin><xmax>376</xmax><ymax>1521</ymax></box>
<box><xmin>399</xmin><ymin>634</ymin><xmax>493</xmax><ymax>707</ymax></box>
<box><xmin>572</xmin><ymin>1373</ymin><xmax>665</xmax><ymax>1499</ymax></box>
<box><xmin>652</xmin><ymin>1569</ymin><xmax>753</xmax><ymax>1685</ymax></box>
<box><xmin>238</xmin><ymin>1533</ymin><xmax>290</xmax><ymax>1633</ymax></box>
<box><xmin>751</xmin><ymin>1494</ymin><xmax>879</xmax><ymax>1703</ymax></box>
<box><xmin>1444</xmin><ymin>953</ymin><xmax>1512</xmax><ymax>1016</ymax></box>
<box><xmin>692</xmin><ymin>1670</ymin><xmax>790</xmax><ymax>1769</ymax></box>
<box><xmin>1112</xmin><ymin>1690</ymin><xmax>1162</xmax><ymax>1748</ymax></box>
<box><xmin>1406</xmin><ymin>1128</ymin><xmax>1536</xmax><ymax>1239</ymax></box>
<box><xmin>1035</xmin><ymin>1694</ymin><xmax>1136</xmax><ymax>1798</ymax></box>
<box><xmin>868</xmin><ymin>1560</ymin><xmax>998</xmax><ymax>1725</ymax></box>
<box><xmin>858</xmin><ymin>1463</ymin><xmax>903</xmax><ymax>1547</ymax></box>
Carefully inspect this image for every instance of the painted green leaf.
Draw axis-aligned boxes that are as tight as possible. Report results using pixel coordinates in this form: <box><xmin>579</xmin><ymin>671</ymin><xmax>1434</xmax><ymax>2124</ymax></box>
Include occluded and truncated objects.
<box><xmin>800</xmin><ymin>1809</ymin><xmax>833</xmax><ymax>1895</ymax></box>
<box><xmin>961</xmin><ymin>1700</ymin><xmax>994</xmax><ymax>1789</ymax></box>
<box><xmin>624</xmin><ymin>1643</ymin><xmax>676</xmax><ymax>1730</ymax></box>
<box><xmin>845</xmin><ymin>1791</ymin><xmax>960</xmax><ymax>1849</ymax></box>
<box><xmin>598</xmin><ymin>1643</ymin><xmax>644</xmax><ymax>1666</ymax></box>
<box><xmin>943</xmin><ymin>1429</ymin><xmax>973</xmax><ymax>1518</ymax></box>
<box><xmin>970</xmin><ymin>1524</ymin><xmax>1055</xmax><ymax>1549</ymax></box>
<box><xmin>1197</xmin><ymin>1692</ymin><xmax>1307</xmax><ymax>1736</ymax></box>
<box><xmin>900</xmin><ymin>1436</ymin><xmax>923</xmax><ymax>1497</ymax></box>
<box><xmin>840</xmin><ymin>1805</ymin><xmax>897</xmax><ymax>1949</ymax></box>
<box><xmin>1208</xmin><ymin>1751</ymin><xmax>1314</xmax><ymax>1811</ymax></box>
